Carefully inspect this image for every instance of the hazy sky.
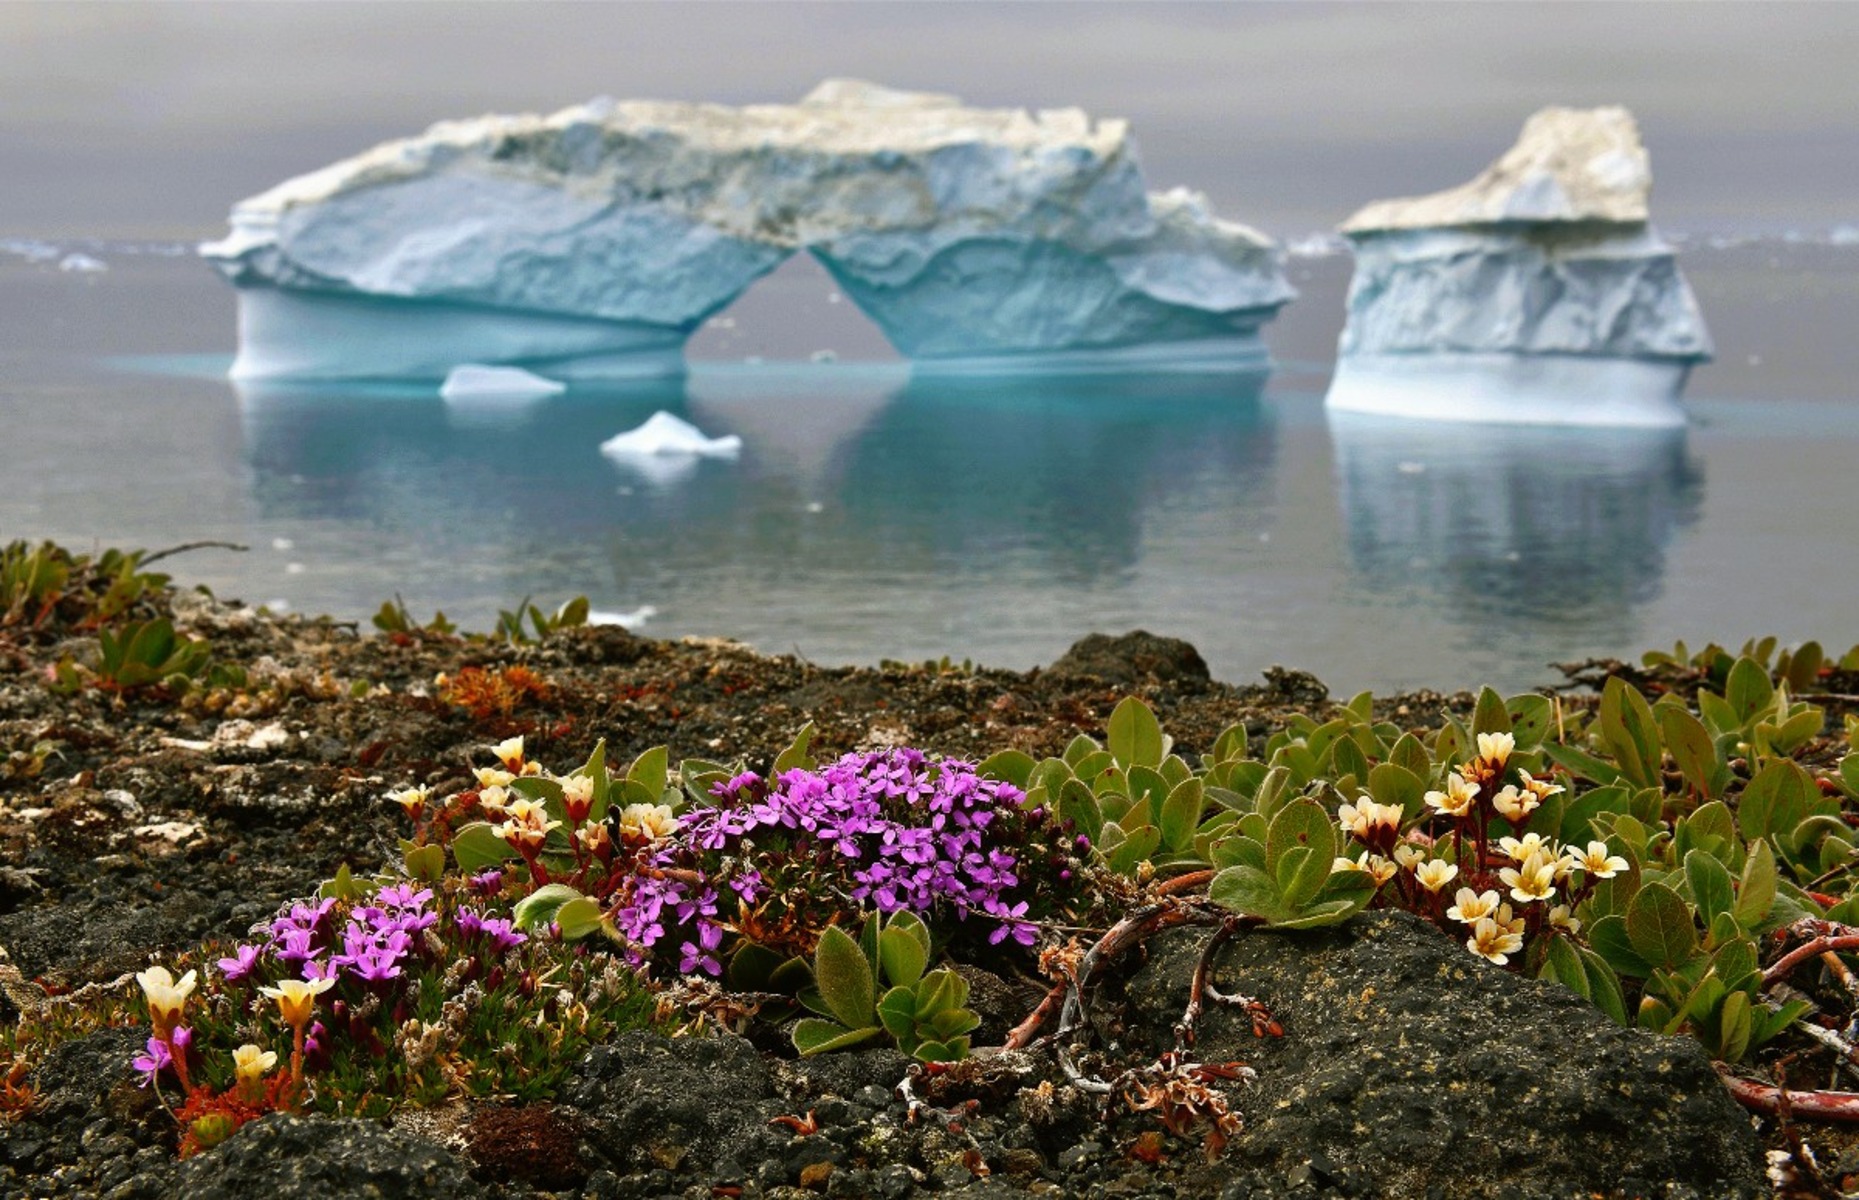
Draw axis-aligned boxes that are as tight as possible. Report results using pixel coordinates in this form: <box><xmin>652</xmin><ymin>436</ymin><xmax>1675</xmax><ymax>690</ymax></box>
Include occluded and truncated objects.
<box><xmin>4</xmin><ymin>2</ymin><xmax>1855</xmax><ymax>239</ymax></box>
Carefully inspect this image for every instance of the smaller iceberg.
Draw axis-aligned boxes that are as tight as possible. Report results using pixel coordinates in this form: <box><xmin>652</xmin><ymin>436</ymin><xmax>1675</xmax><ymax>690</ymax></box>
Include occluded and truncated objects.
<box><xmin>439</xmin><ymin>364</ymin><xmax>566</xmax><ymax>401</ymax></box>
<box><xmin>599</xmin><ymin>412</ymin><xmax>742</xmax><ymax>460</ymax></box>
<box><xmin>1326</xmin><ymin>107</ymin><xmax>1710</xmax><ymax>428</ymax></box>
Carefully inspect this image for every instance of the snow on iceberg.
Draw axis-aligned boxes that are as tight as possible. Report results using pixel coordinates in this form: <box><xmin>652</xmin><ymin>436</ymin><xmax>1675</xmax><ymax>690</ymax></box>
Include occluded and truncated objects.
<box><xmin>439</xmin><ymin>363</ymin><xmax>566</xmax><ymax>401</ymax></box>
<box><xmin>1326</xmin><ymin>107</ymin><xmax>1711</xmax><ymax>428</ymax></box>
<box><xmin>200</xmin><ymin>80</ymin><xmax>1293</xmax><ymax>381</ymax></box>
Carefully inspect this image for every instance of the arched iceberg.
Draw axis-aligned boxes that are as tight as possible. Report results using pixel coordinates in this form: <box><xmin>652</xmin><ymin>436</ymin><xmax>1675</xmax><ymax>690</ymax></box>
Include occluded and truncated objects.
<box><xmin>1325</xmin><ymin>107</ymin><xmax>1711</xmax><ymax>428</ymax></box>
<box><xmin>202</xmin><ymin>81</ymin><xmax>1295</xmax><ymax>381</ymax></box>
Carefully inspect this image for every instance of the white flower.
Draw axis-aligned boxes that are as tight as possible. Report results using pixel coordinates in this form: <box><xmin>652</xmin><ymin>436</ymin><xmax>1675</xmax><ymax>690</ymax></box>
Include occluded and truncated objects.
<box><xmin>618</xmin><ymin>803</ymin><xmax>679</xmax><ymax>841</ymax></box>
<box><xmin>1337</xmin><ymin>798</ymin><xmax>1404</xmax><ymax>844</ymax></box>
<box><xmin>1476</xmin><ymin>731</ymin><xmax>1515</xmax><ymax>771</ymax></box>
<box><xmin>135</xmin><ymin>965</ymin><xmax>197</xmax><ymax>1029</ymax></box>
<box><xmin>386</xmin><ymin>786</ymin><xmax>428</xmax><ymax>819</ymax></box>
<box><xmin>473</xmin><ymin>767</ymin><xmax>516</xmax><ymax>790</ymax></box>
<box><xmin>231</xmin><ymin>1043</ymin><xmax>277</xmax><ymax>1083</ymax></box>
<box><xmin>478</xmin><ymin>784</ymin><xmax>509</xmax><ymax>815</ymax></box>
<box><xmin>1499</xmin><ymin>850</ymin><xmax>1559</xmax><ymax>904</ymax></box>
<box><xmin>1567</xmin><ymin>841</ymin><xmax>1630</xmax><ymax>880</ymax></box>
<box><xmin>260</xmin><ymin>976</ymin><xmax>334</xmax><ymax>1028</ymax></box>
<box><xmin>1446</xmin><ymin>887</ymin><xmax>1501</xmax><ymax>925</ymax></box>
<box><xmin>1414</xmin><ymin>859</ymin><xmax>1459</xmax><ymax>893</ymax></box>
<box><xmin>1548</xmin><ymin>905</ymin><xmax>1582</xmax><ymax>935</ymax></box>
<box><xmin>1491</xmin><ymin>785</ymin><xmax>1538</xmax><ymax>822</ymax></box>
<box><xmin>1392</xmin><ymin>842</ymin><xmax>1427</xmax><ymax>871</ymax></box>
<box><xmin>1424</xmin><ymin>774</ymin><xmax>1478</xmax><ymax>819</ymax></box>
<box><xmin>1496</xmin><ymin>833</ymin><xmax>1554</xmax><ymax>864</ymax></box>
<box><xmin>561</xmin><ymin>774</ymin><xmax>596</xmax><ymax>822</ymax></box>
<box><xmin>1519</xmin><ymin>770</ymin><xmax>1564</xmax><ymax>802</ymax></box>
<box><xmin>492</xmin><ymin>736</ymin><xmax>525</xmax><ymax>771</ymax></box>
<box><xmin>1467</xmin><ymin>915</ymin><xmax>1525</xmax><ymax>965</ymax></box>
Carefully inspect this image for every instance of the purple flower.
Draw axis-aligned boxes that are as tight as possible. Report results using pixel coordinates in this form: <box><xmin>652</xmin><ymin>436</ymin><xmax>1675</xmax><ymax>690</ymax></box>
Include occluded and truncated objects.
<box><xmin>468</xmin><ymin>868</ymin><xmax>506</xmax><ymax>896</ymax></box>
<box><xmin>131</xmin><ymin>1036</ymin><xmax>172</xmax><ymax>1088</ymax></box>
<box><xmin>678</xmin><ymin>940</ymin><xmax>722</xmax><ymax>976</ymax></box>
<box><xmin>217</xmin><ymin>943</ymin><xmax>263</xmax><ymax>983</ymax></box>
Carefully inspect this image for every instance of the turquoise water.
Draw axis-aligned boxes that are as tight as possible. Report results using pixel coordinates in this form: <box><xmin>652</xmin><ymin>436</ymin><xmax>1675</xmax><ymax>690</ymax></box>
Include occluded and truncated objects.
<box><xmin>2</xmin><ymin>244</ymin><xmax>1856</xmax><ymax>694</ymax></box>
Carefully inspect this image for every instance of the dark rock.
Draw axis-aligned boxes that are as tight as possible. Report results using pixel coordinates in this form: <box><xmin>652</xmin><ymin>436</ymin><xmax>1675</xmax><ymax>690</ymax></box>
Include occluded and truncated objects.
<box><xmin>1045</xmin><ymin>632</ymin><xmax>1211</xmax><ymax>686</ymax></box>
<box><xmin>564</xmin><ymin>1030</ymin><xmax>778</xmax><ymax>1176</ymax></box>
<box><xmin>1259</xmin><ymin>665</ymin><xmax>1328</xmax><ymax>706</ymax></box>
<box><xmin>777</xmin><ymin>1047</ymin><xmax>910</xmax><ymax>1106</ymax></box>
<box><xmin>1120</xmin><ymin>911</ymin><xmax>1766</xmax><ymax>1199</ymax></box>
<box><xmin>165</xmin><ymin>1113</ymin><xmax>490</xmax><ymax>1199</ymax></box>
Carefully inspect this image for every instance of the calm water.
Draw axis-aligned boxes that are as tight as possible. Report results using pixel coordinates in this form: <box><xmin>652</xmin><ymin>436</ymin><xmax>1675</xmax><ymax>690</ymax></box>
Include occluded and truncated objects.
<box><xmin>2</xmin><ymin>239</ymin><xmax>1856</xmax><ymax>694</ymax></box>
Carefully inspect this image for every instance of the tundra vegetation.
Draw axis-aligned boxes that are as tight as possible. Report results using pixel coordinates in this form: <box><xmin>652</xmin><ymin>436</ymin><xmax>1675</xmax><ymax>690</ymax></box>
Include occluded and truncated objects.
<box><xmin>5</xmin><ymin>538</ymin><xmax>1859</xmax><ymax>1177</ymax></box>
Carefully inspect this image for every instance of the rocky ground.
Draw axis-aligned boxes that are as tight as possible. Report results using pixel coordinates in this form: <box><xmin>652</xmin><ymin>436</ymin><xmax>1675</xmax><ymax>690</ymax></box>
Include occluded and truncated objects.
<box><xmin>0</xmin><ymin>580</ymin><xmax>1820</xmax><ymax>1198</ymax></box>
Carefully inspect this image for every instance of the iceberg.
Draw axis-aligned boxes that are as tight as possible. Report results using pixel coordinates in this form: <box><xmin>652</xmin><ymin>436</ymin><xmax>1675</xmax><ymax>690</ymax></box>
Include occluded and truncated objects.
<box><xmin>201</xmin><ymin>81</ymin><xmax>1293</xmax><ymax>381</ymax></box>
<box><xmin>1326</xmin><ymin>107</ymin><xmax>1711</xmax><ymax>428</ymax></box>
<box><xmin>439</xmin><ymin>363</ymin><xmax>566</xmax><ymax>401</ymax></box>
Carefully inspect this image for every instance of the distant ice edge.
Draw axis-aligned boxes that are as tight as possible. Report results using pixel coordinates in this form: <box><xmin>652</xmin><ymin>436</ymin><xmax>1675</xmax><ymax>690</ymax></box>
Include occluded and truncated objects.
<box><xmin>1324</xmin><ymin>354</ymin><xmax>1692</xmax><ymax>429</ymax></box>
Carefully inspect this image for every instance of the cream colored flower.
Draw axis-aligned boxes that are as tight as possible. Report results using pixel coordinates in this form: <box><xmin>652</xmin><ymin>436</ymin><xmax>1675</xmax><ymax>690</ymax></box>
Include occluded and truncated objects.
<box><xmin>1491</xmin><ymin>785</ymin><xmax>1538</xmax><ymax>823</ymax></box>
<box><xmin>1337</xmin><ymin>797</ymin><xmax>1403</xmax><ymax>843</ymax></box>
<box><xmin>1519</xmin><ymin>770</ymin><xmax>1564</xmax><ymax>803</ymax></box>
<box><xmin>1358</xmin><ymin>853</ymin><xmax>1398</xmax><ymax>886</ymax></box>
<box><xmin>1497</xmin><ymin>833</ymin><xmax>1554</xmax><ymax>864</ymax></box>
<box><xmin>232</xmin><ymin>1043</ymin><xmax>277</xmax><ymax>1084</ymax></box>
<box><xmin>561</xmin><ymin>774</ymin><xmax>596</xmax><ymax>823</ymax></box>
<box><xmin>576</xmin><ymin>823</ymin><xmax>611</xmax><ymax>853</ymax></box>
<box><xmin>1476</xmin><ymin>731</ymin><xmax>1515</xmax><ymax>771</ymax></box>
<box><xmin>1548</xmin><ymin>905</ymin><xmax>1582</xmax><ymax>935</ymax></box>
<box><xmin>1446</xmin><ymin>887</ymin><xmax>1501</xmax><ymax>925</ymax></box>
<box><xmin>474</xmin><ymin>767</ymin><xmax>516</xmax><ymax>790</ymax></box>
<box><xmin>1392</xmin><ymin>842</ymin><xmax>1427</xmax><ymax>871</ymax></box>
<box><xmin>1424</xmin><ymin>774</ymin><xmax>1478</xmax><ymax>819</ymax></box>
<box><xmin>386</xmin><ymin>786</ymin><xmax>428</xmax><ymax>820</ymax></box>
<box><xmin>1499</xmin><ymin>850</ymin><xmax>1559</xmax><ymax>904</ymax></box>
<box><xmin>260</xmin><ymin>977</ymin><xmax>335</xmax><ymax>1028</ymax></box>
<box><xmin>1494</xmin><ymin>902</ymin><xmax>1526</xmax><ymax>939</ymax></box>
<box><xmin>1567</xmin><ymin>841</ymin><xmax>1629</xmax><ymax>880</ymax></box>
<box><xmin>618</xmin><ymin>803</ymin><xmax>679</xmax><ymax>841</ymax></box>
<box><xmin>477</xmin><ymin>784</ymin><xmax>509</xmax><ymax>816</ymax></box>
<box><xmin>136</xmin><ymin>965</ymin><xmax>197</xmax><ymax>1030</ymax></box>
<box><xmin>492</xmin><ymin>736</ymin><xmax>526</xmax><ymax>771</ymax></box>
<box><xmin>1467</xmin><ymin>915</ymin><xmax>1525</xmax><ymax>965</ymax></box>
<box><xmin>1414</xmin><ymin>859</ymin><xmax>1459</xmax><ymax>893</ymax></box>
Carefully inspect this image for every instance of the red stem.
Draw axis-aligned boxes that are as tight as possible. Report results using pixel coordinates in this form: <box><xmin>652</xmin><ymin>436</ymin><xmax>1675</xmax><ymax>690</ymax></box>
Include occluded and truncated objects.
<box><xmin>1762</xmin><ymin>935</ymin><xmax>1859</xmax><ymax>988</ymax></box>
<box><xmin>1717</xmin><ymin>1068</ymin><xmax>1859</xmax><ymax>1123</ymax></box>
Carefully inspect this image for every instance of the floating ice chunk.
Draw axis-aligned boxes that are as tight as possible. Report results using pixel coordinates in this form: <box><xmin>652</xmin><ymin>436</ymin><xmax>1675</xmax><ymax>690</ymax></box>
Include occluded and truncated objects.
<box><xmin>810</xmin><ymin>349</ymin><xmax>838</xmax><ymax>363</ymax></box>
<box><xmin>589</xmin><ymin>604</ymin><xmax>657</xmax><ymax>629</ymax></box>
<box><xmin>0</xmin><ymin>238</ymin><xmax>59</xmax><ymax>263</ymax></box>
<box><xmin>599</xmin><ymin>412</ymin><xmax>742</xmax><ymax>461</ymax></box>
<box><xmin>439</xmin><ymin>363</ymin><xmax>567</xmax><ymax>401</ymax></box>
<box><xmin>59</xmin><ymin>252</ymin><xmax>108</xmax><ymax>273</ymax></box>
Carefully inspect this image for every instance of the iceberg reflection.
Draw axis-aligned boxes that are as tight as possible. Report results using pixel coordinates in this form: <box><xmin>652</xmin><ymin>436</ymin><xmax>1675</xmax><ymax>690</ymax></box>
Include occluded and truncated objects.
<box><xmin>1328</xmin><ymin>410</ymin><xmax>1703</xmax><ymax>631</ymax></box>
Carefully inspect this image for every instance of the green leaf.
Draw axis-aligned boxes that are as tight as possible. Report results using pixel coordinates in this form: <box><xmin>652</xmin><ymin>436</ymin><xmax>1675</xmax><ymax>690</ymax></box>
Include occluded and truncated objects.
<box><xmin>978</xmin><ymin>749</ymin><xmax>1036</xmax><ymax>789</ymax></box>
<box><xmin>1107</xmin><ymin>697</ymin><xmax>1165</xmax><ymax>770</ymax></box>
<box><xmin>1472</xmin><ymin>687</ymin><xmax>1512</xmax><ymax>737</ymax></box>
<box><xmin>1389</xmin><ymin>733</ymin><xmax>1432</xmax><ymax>777</ymax></box>
<box><xmin>1598</xmin><ymin>677</ymin><xmax>1662</xmax><ymax>790</ymax></box>
<box><xmin>1270</xmin><ymin>898</ymin><xmax>1366</xmax><ymax>930</ymax></box>
<box><xmin>1588</xmin><ymin>914</ymin><xmax>1652</xmax><ymax>978</ymax></box>
<box><xmin>878</xmin><ymin>926</ymin><xmax>929</xmax><ymax>988</ymax></box>
<box><xmin>1506</xmin><ymin>694</ymin><xmax>1556</xmax><ymax>749</ymax></box>
<box><xmin>1734</xmin><ymin>839</ymin><xmax>1778</xmax><ymax>929</ymax></box>
<box><xmin>1329</xmin><ymin>736</ymin><xmax>1369</xmax><ymax>788</ymax></box>
<box><xmin>554</xmin><ymin>896</ymin><xmax>607</xmax><ymax>941</ymax></box>
<box><xmin>402</xmin><ymin>842</ymin><xmax>446</xmax><ymax>882</ymax></box>
<box><xmin>512</xmin><ymin>883</ymin><xmax>590</xmax><ymax>931</ymax></box>
<box><xmin>1366</xmin><ymin>763</ymin><xmax>1425</xmax><ymax>820</ymax></box>
<box><xmin>1104</xmin><ymin>824</ymin><xmax>1161</xmax><ymax>876</ymax></box>
<box><xmin>1576</xmin><ymin>946</ymin><xmax>1629</xmax><ymax>1025</ymax></box>
<box><xmin>792</xmin><ymin>1018</ymin><xmax>883</xmax><ymax>1056</ymax></box>
<box><xmin>1539</xmin><ymin>935</ymin><xmax>1591</xmax><ymax>999</ymax></box>
<box><xmin>812</xmin><ymin>926</ymin><xmax>876</xmax><ymax>1030</ymax></box>
<box><xmin>1724</xmin><ymin>656</ymin><xmax>1774</xmax><ymax>728</ymax></box>
<box><xmin>1625</xmin><ymin>882</ymin><xmax>1699</xmax><ymax>971</ymax></box>
<box><xmin>1542</xmin><ymin>741</ymin><xmax>1624</xmax><ymax>786</ymax></box>
<box><xmin>1657</xmin><ymin>706</ymin><xmax>1721</xmax><ymax>801</ymax></box>
<box><xmin>1158</xmin><ymin>778</ymin><xmax>1204</xmax><ymax>853</ymax></box>
<box><xmin>452</xmin><ymin>821</ymin><xmax>520</xmax><ymax>872</ymax></box>
<box><xmin>1683</xmin><ymin>850</ymin><xmax>1735</xmax><ymax>931</ymax></box>
<box><xmin>1738</xmin><ymin>758</ymin><xmax>1814</xmax><ymax>842</ymax></box>
<box><xmin>727</xmin><ymin>942</ymin><xmax>785</xmax><ymax>992</ymax></box>
<box><xmin>1208</xmin><ymin>865</ymin><xmax>1288</xmax><ymax>922</ymax></box>
<box><xmin>1058</xmin><ymin>778</ymin><xmax>1103</xmax><ymax>845</ymax></box>
<box><xmin>627</xmin><ymin>745</ymin><xmax>668</xmax><ymax>799</ymax></box>
<box><xmin>773</xmin><ymin>722</ymin><xmax>817</xmax><ymax>774</ymax></box>
<box><xmin>1265</xmin><ymin>799</ymin><xmax>1337</xmax><ymax>909</ymax></box>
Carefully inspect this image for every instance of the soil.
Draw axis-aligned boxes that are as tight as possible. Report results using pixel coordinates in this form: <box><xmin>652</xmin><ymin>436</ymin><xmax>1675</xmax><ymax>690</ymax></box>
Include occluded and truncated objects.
<box><xmin>0</xmin><ymin>580</ymin><xmax>1840</xmax><ymax>1198</ymax></box>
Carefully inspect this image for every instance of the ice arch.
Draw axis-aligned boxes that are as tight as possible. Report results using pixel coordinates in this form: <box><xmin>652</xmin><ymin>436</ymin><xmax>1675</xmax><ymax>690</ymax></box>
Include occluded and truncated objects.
<box><xmin>202</xmin><ymin>81</ymin><xmax>1295</xmax><ymax>382</ymax></box>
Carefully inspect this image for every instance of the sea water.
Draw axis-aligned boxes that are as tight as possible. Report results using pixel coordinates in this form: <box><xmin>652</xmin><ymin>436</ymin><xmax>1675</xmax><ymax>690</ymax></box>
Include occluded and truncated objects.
<box><xmin>1</xmin><ymin>239</ymin><xmax>1855</xmax><ymax>695</ymax></box>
